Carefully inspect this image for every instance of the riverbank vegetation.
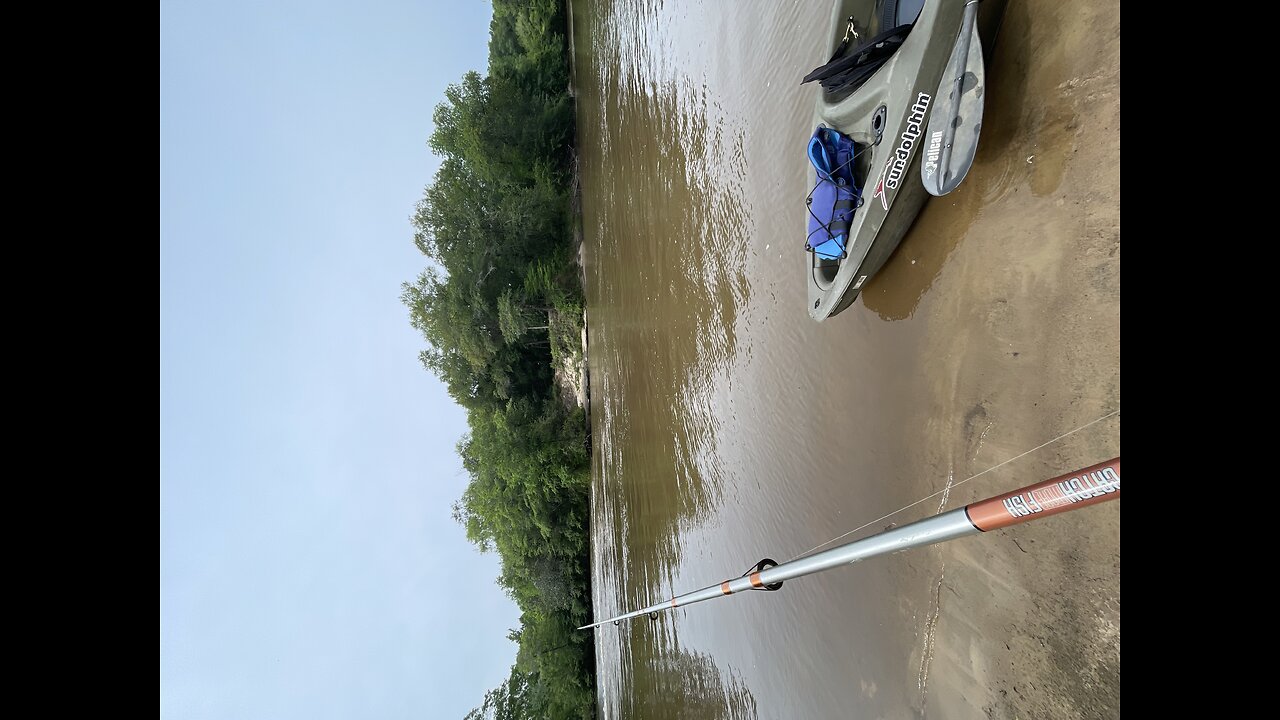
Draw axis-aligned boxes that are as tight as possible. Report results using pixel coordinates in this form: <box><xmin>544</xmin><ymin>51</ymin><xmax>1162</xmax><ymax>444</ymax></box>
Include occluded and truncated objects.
<box><xmin>400</xmin><ymin>0</ymin><xmax>595</xmax><ymax>718</ymax></box>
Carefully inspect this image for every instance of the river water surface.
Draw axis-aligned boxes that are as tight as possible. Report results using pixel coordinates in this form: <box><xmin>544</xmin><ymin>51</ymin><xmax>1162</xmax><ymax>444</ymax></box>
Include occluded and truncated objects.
<box><xmin>571</xmin><ymin>1</ymin><xmax>1120</xmax><ymax>718</ymax></box>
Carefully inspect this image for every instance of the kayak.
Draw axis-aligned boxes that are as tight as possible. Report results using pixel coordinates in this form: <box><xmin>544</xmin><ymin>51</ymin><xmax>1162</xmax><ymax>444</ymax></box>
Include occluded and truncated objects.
<box><xmin>804</xmin><ymin>0</ymin><xmax>1007</xmax><ymax>320</ymax></box>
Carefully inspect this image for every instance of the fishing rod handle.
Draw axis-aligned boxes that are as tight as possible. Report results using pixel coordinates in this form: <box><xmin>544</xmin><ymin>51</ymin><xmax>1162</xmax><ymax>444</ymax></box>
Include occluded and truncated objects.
<box><xmin>965</xmin><ymin>457</ymin><xmax>1120</xmax><ymax>532</ymax></box>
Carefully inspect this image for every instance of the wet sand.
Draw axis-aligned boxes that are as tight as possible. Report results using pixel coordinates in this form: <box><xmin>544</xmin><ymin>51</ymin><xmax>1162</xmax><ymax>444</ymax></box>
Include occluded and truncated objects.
<box><xmin>894</xmin><ymin>2</ymin><xmax>1121</xmax><ymax>716</ymax></box>
<box><xmin>572</xmin><ymin>0</ymin><xmax>1119</xmax><ymax>717</ymax></box>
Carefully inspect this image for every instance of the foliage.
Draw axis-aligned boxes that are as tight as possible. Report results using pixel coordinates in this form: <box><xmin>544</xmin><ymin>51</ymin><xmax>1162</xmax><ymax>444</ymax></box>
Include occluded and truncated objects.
<box><xmin>402</xmin><ymin>1</ymin><xmax>594</xmax><ymax>718</ymax></box>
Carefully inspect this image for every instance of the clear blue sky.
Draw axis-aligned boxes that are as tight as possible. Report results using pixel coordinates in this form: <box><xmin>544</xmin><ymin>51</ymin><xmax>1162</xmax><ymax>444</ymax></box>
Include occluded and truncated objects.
<box><xmin>160</xmin><ymin>2</ymin><xmax>521</xmax><ymax>718</ymax></box>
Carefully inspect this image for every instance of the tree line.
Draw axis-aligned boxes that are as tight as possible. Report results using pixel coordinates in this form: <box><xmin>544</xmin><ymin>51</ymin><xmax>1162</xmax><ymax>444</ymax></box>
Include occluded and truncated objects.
<box><xmin>401</xmin><ymin>1</ymin><xmax>596</xmax><ymax>718</ymax></box>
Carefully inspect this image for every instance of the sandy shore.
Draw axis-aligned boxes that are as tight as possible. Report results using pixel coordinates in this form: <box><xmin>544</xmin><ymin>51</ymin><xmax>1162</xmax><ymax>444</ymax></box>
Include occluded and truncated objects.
<box><xmin>874</xmin><ymin>1</ymin><xmax>1121</xmax><ymax>716</ymax></box>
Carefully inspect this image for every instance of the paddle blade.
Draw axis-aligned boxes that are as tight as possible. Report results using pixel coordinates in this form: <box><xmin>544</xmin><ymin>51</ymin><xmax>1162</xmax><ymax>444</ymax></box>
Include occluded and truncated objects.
<box><xmin>922</xmin><ymin>16</ymin><xmax>985</xmax><ymax>196</ymax></box>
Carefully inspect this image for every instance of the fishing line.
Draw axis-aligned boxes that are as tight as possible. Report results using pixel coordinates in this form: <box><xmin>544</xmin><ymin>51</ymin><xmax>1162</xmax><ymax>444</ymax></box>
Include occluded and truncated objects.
<box><xmin>580</xmin><ymin>433</ymin><xmax>1121</xmax><ymax>631</ymax></box>
<box><xmin>788</xmin><ymin>407</ymin><xmax>1120</xmax><ymax>562</ymax></box>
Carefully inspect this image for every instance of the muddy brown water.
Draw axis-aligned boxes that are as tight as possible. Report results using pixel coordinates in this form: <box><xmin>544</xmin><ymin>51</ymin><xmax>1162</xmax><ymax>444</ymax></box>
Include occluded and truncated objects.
<box><xmin>570</xmin><ymin>1</ymin><xmax>1120</xmax><ymax>718</ymax></box>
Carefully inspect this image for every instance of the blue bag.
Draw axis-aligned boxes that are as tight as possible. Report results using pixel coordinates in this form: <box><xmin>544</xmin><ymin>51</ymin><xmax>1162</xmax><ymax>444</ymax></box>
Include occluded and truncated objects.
<box><xmin>805</xmin><ymin>127</ymin><xmax>862</xmax><ymax>260</ymax></box>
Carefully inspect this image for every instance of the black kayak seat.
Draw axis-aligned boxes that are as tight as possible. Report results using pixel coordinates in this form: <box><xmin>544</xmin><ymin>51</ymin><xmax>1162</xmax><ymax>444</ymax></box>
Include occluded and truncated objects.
<box><xmin>800</xmin><ymin>0</ymin><xmax>927</xmax><ymax>94</ymax></box>
<box><xmin>800</xmin><ymin>24</ymin><xmax>912</xmax><ymax>93</ymax></box>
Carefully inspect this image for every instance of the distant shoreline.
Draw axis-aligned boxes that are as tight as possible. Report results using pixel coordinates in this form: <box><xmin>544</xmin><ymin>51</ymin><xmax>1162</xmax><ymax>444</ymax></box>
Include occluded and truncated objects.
<box><xmin>402</xmin><ymin>0</ymin><xmax>598</xmax><ymax>715</ymax></box>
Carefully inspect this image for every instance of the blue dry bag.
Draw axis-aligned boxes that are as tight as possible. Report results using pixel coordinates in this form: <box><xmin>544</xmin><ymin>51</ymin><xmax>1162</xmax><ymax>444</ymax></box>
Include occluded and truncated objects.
<box><xmin>805</xmin><ymin>127</ymin><xmax>862</xmax><ymax>260</ymax></box>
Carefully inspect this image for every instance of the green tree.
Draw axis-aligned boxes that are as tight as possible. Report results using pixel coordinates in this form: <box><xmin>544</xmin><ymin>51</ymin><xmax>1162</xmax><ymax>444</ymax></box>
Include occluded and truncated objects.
<box><xmin>497</xmin><ymin>288</ymin><xmax>550</xmax><ymax>345</ymax></box>
<box><xmin>463</xmin><ymin>667</ymin><xmax>532</xmax><ymax>720</ymax></box>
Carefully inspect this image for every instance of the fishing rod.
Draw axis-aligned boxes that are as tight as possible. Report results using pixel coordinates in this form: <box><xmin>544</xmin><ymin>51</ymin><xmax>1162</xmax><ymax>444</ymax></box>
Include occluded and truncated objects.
<box><xmin>580</xmin><ymin>457</ymin><xmax>1120</xmax><ymax>630</ymax></box>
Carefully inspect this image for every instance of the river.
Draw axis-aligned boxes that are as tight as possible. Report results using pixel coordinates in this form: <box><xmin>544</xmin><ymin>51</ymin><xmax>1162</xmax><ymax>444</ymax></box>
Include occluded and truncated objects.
<box><xmin>570</xmin><ymin>1</ymin><xmax>1121</xmax><ymax>717</ymax></box>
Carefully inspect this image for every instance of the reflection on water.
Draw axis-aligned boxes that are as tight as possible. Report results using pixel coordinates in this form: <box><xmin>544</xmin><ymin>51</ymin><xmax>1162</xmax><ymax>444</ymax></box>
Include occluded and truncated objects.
<box><xmin>575</xmin><ymin>2</ymin><xmax>760</xmax><ymax>715</ymax></box>
<box><xmin>580</xmin><ymin>0</ymin><xmax>752</xmax><ymax>570</ymax></box>
<box><xmin>614</xmin><ymin>618</ymin><xmax>759</xmax><ymax>720</ymax></box>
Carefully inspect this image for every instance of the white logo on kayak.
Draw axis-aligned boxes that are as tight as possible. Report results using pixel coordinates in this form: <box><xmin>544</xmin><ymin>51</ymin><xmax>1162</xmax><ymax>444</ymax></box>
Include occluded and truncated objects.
<box><xmin>924</xmin><ymin>130</ymin><xmax>943</xmax><ymax>179</ymax></box>
<box><xmin>871</xmin><ymin>92</ymin><xmax>931</xmax><ymax>210</ymax></box>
